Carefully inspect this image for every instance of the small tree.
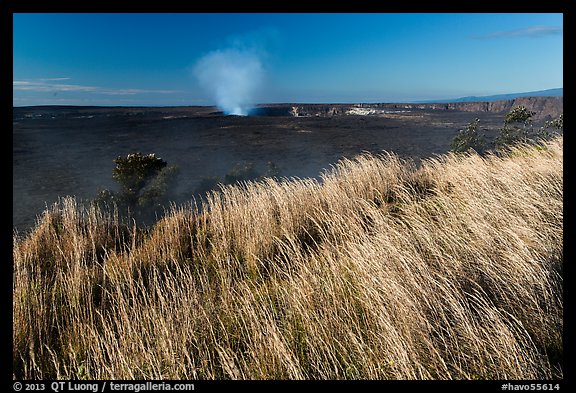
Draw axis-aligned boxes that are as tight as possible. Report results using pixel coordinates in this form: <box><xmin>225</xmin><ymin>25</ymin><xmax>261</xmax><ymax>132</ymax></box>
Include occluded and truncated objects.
<box><xmin>112</xmin><ymin>153</ymin><xmax>168</xmax><ymax>209</ymax></box>
<box><xmin>451</xmin><ymin>118</ymin><xmax>485</xmax><ymax>154</ymax></box>
<box><xmin>504</xmin><ymin>105</ymin><xmax>535</xmax><ymax>127</ymax></box>
<box><xmin>496</xmin><ymin>106</ymin><xmax>535</xmax><ymax>148</ymax></box>
<box><xmin>94</xmin><ymin>152</ymin><xmax>179</xmax><ymax>224</ymax></box>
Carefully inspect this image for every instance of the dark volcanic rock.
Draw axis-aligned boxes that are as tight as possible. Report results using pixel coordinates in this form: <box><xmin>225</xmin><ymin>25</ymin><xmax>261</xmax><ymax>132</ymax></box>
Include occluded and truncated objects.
<box><xmin>13</xmin><ymin>96</ymin><xmax>563</xmax><ymax>233</ymax></box>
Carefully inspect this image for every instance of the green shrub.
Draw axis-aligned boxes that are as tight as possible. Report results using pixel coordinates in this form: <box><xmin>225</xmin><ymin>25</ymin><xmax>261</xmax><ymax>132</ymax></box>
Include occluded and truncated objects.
<box><xmin>455</xmin><ymin>107</ymin><xmax>563</xmax><ymax>153</ymax></box>
<box><xmin>495</xmin><ymin>106</ymin><xmax>535</xmax><ymax>149</ymax></box>
<box><xmin>112</xmin><ymin>153</ymin><xmax>168</xmax><ymax>206</ymax></box>
<box><xmin>504</xmin><ymin>105</ymin><xmax>535</xmax><ymax>126</ymax></box>
<box><xmin>94</xmin><ymin>153</ymin><xmax>179</xmax><ymax>224</ymax></box>
<box><xmin>537</xmin><ymin>114</ymin><xmax>563</xmax><ymax>142</ymax></box>
<box><xmin>450</xmin><ymin>118</ymin><xmax>485</xmax><ymax>154</ymax></box>
<box><xmin>137</xmin><ymin>165</ymin><xmax>180</xmax><ymax>209</ymax></box>
<box><xmin>495</xmin><ymin>125</ymin><xmax>530</xmax><ymax>148</ymax></box>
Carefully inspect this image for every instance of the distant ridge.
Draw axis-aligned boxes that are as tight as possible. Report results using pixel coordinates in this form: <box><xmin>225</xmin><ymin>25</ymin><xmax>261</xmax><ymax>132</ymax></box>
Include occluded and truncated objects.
<box><xmin>416</xmin><ymin>88</ymin><xmax>563</xmax><ymax>103</ymax></box>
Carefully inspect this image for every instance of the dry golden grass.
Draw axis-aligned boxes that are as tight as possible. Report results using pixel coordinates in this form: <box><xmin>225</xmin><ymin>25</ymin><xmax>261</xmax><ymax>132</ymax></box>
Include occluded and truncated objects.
<box><xmin>13</xmin><ymin>137</ymin><xmax>563</xmax><ymax>380</ymax></box>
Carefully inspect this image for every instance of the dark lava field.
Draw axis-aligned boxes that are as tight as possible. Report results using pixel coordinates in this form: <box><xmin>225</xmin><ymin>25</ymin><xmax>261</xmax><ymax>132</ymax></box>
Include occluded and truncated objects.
<box><xmin>13</xmin><ymin>99</ymin><xmax>561</xmax><ymax>233</ymax></box>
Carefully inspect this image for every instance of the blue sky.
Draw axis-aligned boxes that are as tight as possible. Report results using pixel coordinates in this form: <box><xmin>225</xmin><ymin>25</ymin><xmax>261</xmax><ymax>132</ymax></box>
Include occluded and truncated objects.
<box><xmin>13</xmin><ymin>13</ymin><xmax>563</xmax><ymax>106</ymax></box>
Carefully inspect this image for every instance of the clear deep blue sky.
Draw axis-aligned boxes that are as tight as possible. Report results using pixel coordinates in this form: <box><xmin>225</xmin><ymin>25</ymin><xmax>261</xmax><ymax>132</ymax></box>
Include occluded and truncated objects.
<box><xmin>13</xmin><ymin>13</ymin><xmax>563</xmax><ymax>106</ymax></box>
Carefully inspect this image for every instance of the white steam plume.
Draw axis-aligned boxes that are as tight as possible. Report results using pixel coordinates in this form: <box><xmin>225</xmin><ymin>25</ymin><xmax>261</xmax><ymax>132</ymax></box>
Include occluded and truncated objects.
<box><xmin>193</xmin><ymin>48</ymin><xmax>264</xmax><ymax>116</ymax></box>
